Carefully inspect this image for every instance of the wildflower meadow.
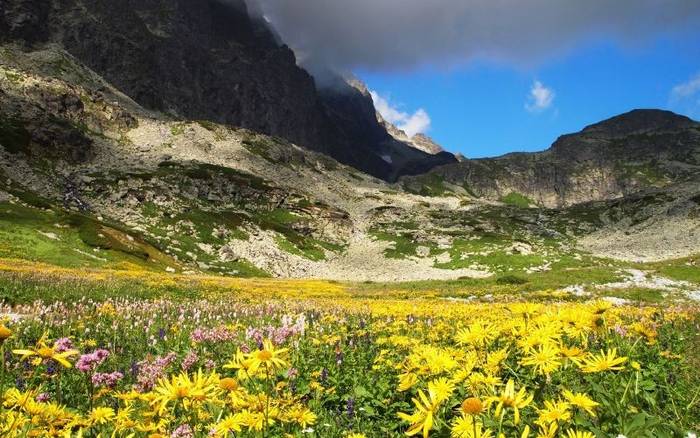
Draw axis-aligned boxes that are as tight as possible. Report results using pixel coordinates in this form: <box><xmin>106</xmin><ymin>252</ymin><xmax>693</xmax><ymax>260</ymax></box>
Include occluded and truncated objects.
<box><xmin>0</xmin><ymin>263</ymin><xmax>698</xmax><ymax>437</ymax></box>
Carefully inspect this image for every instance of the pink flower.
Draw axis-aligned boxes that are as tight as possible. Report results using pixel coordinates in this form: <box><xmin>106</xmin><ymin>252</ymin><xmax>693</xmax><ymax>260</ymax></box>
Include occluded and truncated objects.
<box><xmin>190</xmin><ymin>326</ymin><xmax>236</xmax><ymax>344</ymax></box>
<box><xmin>135</xmin><ymin>352</ymin><xmax>177</xmax><ymax>392</ymax></box>
<box><xmin>76</xmin><ymin>349</ymin><xmax>110</xmax><ymax>373</ymax></box>
<box><xmin>92</xmin><ymin>371</ymin><xmax>124</xmax><ymax>388</ymax></box>
<box><xmin>171</xmin><ymin>424</ymin><xmax>194</xmax><ymax>438</ymax></box>
<box><xmin>54</xmin><ymin>338</ymin><xmax>74</xmax><ymax>353</ymax></box>
<box><xmin>181</xmin><ymin>351</ymin><xmax>198</xmax><ymax>371</ymax></box>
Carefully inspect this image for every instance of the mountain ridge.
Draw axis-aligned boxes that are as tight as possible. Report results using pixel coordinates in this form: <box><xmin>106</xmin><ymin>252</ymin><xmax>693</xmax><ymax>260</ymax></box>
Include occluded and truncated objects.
<box><xmin>403</xmin><ymin>109</ymin><xmax>700</xmax><ymax>208</ymax></box>
<box><xmin>0</xmin><ymin>0</ymin><xmax>455</xmax><ymax>181</ymax></box>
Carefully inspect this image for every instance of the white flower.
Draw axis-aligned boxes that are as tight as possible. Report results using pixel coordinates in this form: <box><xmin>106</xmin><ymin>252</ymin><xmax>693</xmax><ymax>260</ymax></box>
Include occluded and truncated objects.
<box><xmin>616</xmin><ymin>435</ymin><xmax>628</xmax><ymax>438</ymax></box>
<box><xmin>686</xmin><ymin>433</ymin><xmax>697</xmax><ymax>438</ymax></box>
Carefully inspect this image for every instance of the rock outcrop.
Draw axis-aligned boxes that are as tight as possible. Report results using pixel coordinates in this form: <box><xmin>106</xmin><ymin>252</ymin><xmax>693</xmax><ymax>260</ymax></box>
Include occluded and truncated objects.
<box><xmin>0</xmin><ymin>0</ymin><xmax>455</xmax><ymax>180</ymax></box>
<box><xmin>404</xmin><ymin>110</ymin><xmax>700</xmax><ymax>207</ymax></box>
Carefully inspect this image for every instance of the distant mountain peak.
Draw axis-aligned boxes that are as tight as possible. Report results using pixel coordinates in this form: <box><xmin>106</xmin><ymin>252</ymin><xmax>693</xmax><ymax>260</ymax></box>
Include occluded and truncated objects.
<box><xmin>581</xmin><ymin>109</ymin><xmax>698</xmax><ymax>138</ymax></box>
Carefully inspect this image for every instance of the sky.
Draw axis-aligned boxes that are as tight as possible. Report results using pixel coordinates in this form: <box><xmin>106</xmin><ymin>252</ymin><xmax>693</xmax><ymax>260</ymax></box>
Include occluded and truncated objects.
<box><xmin>250</xmin><ymin>0</ymin><xmax>700</xmax><ymax>158</ymax></box>
<box><xmin>358</xmin><ymin>32</ymin><xmax>700</xmax><ymax>157</ymax></box>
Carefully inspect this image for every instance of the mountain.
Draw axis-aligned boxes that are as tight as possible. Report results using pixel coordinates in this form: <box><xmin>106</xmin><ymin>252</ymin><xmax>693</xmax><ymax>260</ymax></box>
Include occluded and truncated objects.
<box><xmin>0</xmin><ymin>1</ymin><xmax>698</xmax><ymax>280</ymax></box>
<box><xmin>403</xmin><ymin>109</ymin><xmax>700</xmax><ymax>207</ymax></box>
<box><xmin>0</xmin><ymin>0</ymin><xmax>455</xmax><ymax>181</ymax></box>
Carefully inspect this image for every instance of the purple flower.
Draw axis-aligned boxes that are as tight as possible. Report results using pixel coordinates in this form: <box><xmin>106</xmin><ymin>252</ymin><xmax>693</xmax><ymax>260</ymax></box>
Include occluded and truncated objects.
<box><xmin>171</xmin><ymin>424</ymin><xmax>194</xmax><ymax>438</ymax></box>
<box><xmin>36</xmin><ymin>393</ymin><xmax>50</xmax><ymax>402</ymax></box>
<box><xmin>54</xmin><ymin>338</ymin><xmax>74</xmax><ymax>353</ymax></box>
<box><xmin>191</xmin><ymin>326</ymin><xmax>236</xmax><ymax>344</ymax></box>
<box><xmin>76</xmin><ymin>349</ymin><xmax>110</xmax><ymax>373</ymax></box>
<box><xmin>181</xmin><ymin>351</ymin><xmax>198</xmax><ymax>371</ymax></box>
<box><xmin>92</xmin><ymin>371</ymin><xmax>124</xmax><ymax>388</ymax></box>
<box><xmin>346</xmin><ymin>397</ymin><xmax>356</xmax><ymax>418</ymax></box>
<box><xmin>135</xmin><ymin>352</ymin><xmax>177</xmax><ymax>392</ymax></box>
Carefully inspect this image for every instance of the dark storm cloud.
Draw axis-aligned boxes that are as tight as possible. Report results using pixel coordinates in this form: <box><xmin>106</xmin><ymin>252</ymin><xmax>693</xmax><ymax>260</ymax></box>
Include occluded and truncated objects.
<box><xmin>249</xmin><ymin>0</ymin><xmax>700</xmax><ymax>71</ymax></box>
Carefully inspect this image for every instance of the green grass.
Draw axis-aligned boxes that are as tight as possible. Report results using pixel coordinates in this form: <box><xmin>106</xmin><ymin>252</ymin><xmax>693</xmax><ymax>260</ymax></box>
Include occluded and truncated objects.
<box><xmin>642</xmin><ymin>257</ymin><xmax>700</xmax><ymax>284</ymax></box>
<box><xmin>500</xmin><ymin>192</ymin><xmax>534</xmax><ymax>208</ymax></box>
<box><xmin>601</xmin><ymin>287</ymin><xmax>666</xmax><ymax>303</ymax></box>
<box><xmin>370</xmin><ymin>231</ymin><xmax>436</xmax><ymax>259</ymax></box>
<box><xmin>352</xmin><ymin>262</ymin><xmax>627</xmax><ymax>299</ymax></box>
<box><xmin>0</xmin><ymin>202</ymin><xmax>173</xmax><ymax>269</ymax></box>
<box><xmin>403</xmin><ymin>174</ymin><xmax>452</xmax><ymax>197</ymax></box>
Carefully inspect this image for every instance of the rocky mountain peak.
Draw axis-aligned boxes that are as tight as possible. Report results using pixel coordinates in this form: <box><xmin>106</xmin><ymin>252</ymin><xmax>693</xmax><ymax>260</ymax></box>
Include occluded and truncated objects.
<box><xmin>581</xmin><ymin>109</ymin><xmax>698</xmax><ymax>138</ymax></box>
<box><xmin>0</xmin><ymin>0</ymin><xmax>455</xmax><ymax>181</ymax></box>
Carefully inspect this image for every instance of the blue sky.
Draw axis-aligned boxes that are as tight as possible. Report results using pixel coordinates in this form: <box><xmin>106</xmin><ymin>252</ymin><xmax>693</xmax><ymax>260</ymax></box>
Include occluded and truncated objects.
<box><xmin>357</xmin><ymin>30</ymin><xmax>700</xmax><ymax>158</ymax></box>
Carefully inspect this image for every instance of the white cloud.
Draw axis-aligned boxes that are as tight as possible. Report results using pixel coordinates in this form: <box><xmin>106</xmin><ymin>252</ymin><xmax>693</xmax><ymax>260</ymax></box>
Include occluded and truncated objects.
<box><xmin>369</xmin><ymin>91</ymin><xmax>431</xmax><ymax>137</ymax></box>
<box><xmin>669</xmin><ymin>73</ymin><xmax>700</xmax><ymax>119</ymax></box>
<box><xmin>671</xmin><ymin>73</ymin><xmax>700</xmax><ymax>101</ymax></box>
<box><xmin>525</xmin><ymin>80</ymin><xmax>555</xmax><ymax>113</ymax></box>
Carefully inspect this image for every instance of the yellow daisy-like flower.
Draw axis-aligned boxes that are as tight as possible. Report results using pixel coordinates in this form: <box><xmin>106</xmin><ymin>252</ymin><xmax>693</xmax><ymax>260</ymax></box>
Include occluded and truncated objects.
<box><xmin>485</xmin><ymin>379</ymin><xmax>533</xmax><ymax>425</ymax></box>
<box><xmin>12</xmin><ymin>335</ymin><xmax>79</xmax><ymax>368</ymax></box>
<box><xmin>564</xmin><ymin>429</ymin><xmax>596</xmax><ymax>438</ymax></box>
<box><xmin>536</xmin><ymin>400</ymin><xmax>571</xmax><ymax>425</ymax></box>
<box><xmin>88</xmin><ymin>406</ymin><xmax>115</xmax><ymax>426</ymax></box>
<box><xmin>398</xmin><ymin>387</ymin><xmax>442</xmax><ymax>438</ymax></box>
<box><xmin>247</xmin><ymin>339</ymin><xmax>289</xmax><ymax>374</ymax></box>
<box><xmin>520</xmin><ymin>343</ymin><xmax>561</xmax><ymax>376</ymax></box>
<box><xmin>562</xmin><ymin>390</ymin><xmax>599</xmax><ymax>416</ymax></box>
<box><xmin>451</xmin><ymin>414</ymin><xmax>493</xmax><ymax>438</ymax></box>
<box><xmin>286</xmin><ymin>406</ymin><xmax>317</xmax><ymax>428</ymax></box>
<box><xmin>577</xmin><ymin>348</ymin><xmax>627</xmax><ymax>373</ymax></box>
<box><xmin>152</xmin><ymin>370</ymin><xmax>221</xmax><ymax>414</ymax></box>
<box><xmin>398</xmin><ymin>372</ymin><xmax>419</xmax><ymax>392</ymax></box>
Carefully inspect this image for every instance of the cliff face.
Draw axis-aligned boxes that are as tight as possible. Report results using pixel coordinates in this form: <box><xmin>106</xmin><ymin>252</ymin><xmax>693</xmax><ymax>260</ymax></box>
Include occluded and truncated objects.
<box><xmin>404</xmin><ymin>110</ymin><xmax>700</xmax><ymax>207</ymax></box>
<box><xmin>0</xmin><ymin>0</ymin><xmax>455</xmax><ymax>180</ymax></box>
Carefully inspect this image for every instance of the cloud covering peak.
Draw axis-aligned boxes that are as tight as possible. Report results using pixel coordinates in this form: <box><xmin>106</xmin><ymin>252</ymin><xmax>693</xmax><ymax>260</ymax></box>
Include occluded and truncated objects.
<box><xmin>250</xmin><ymin>0</ymin><xmax>700</xmax><ymax>71</ymax></box>
<box><xmin>370</xmin><ymin>91</ymin><xmax>431</xmax><ymax>137</ymax></box>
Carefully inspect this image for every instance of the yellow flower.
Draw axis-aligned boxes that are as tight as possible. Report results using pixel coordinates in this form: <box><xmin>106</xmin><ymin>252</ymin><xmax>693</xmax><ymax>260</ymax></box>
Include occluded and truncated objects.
<box><xmin>398</xmin><ymin>387</ymin><xmax>442</xmax><ymax>438</ymax></box>
<box><xmin>12</xmin><ymin>335</ymin><xmax>79</xmax><ymax>368</ymax></box>
<box><xmin>461</xmin><ymin>397</ymin><xmax>483</xmax><ymax>415</ymax></box>
<box><xmin>219</xmin><ymin>377</ymin><xmax>239</xmax><ymax>392</ymax></box>
<box><xmin>485</xmin><ymin>379</ymin><xmax>533</xmax><ymax>425</ymax></box>
<box><xmin>564</xmin><ymin>429</ymin><xmax>595</xmax><ymax>438</ymax></box>
<box><xmin>520</xmin><ymin>344</ymin><xmax>561</xmax><ymax>376</ymax></box>
<box><xmin>247</xmin><ymin>339</ymin><xmax>289</xmax><ymax>374</ymax></box>
<box><xmin>286</xmin><ymin>406</ymin><xmax>317</xmax><ymax>428</ymax></box>
<box><xmin>398</xmin><ymin>372</ymin><xmax>419</xmax><ymax>392</ymax></box>
<box><xmin>536</xmin><ymin>400</ymin><xmax>571</xmax><ymax>425</ymax></box>
<box><xmin>536</xmin><ymin>422</ymin><xmax>558</xmax><ymax>438</ymax></box>
<box><xmin>451</xmin><ymin>414</ymin><xmax>493</xmax><ymax>438</ymax></box>
<box><xmin>0</xmin><ymin>325</ymin><xmax>12</xmax><ymax>342</ymax></box>
<box><xmin>577</xmin><ymin>348</ymin><xmax>627</xmax><ymax>373</ymax></box>
<box><xmin>428</xmin><ymin>377</ymin><xmax>455</xmax><ymax>404</ymax></box>
<box><xmin>152</xmin><ymin>370</ymin><xmax>221</xmax><ymax>414</ymax></box>
<box><xmin>88</xmin><ymin>406</ymin><xmax>115</xmax><ymax>425</ymax></box>
<box><xmin>213</xmin><ymin>413</ymin><xmax>246</xmax><ymax>435</ymax></box>
<box><xmin>455</xmin><ymin>322</ymin><xmax>495</xmax><ymax>348</ymax></box>
<box><xmin>346</xmin><ymin>434</ymin><xmax>367</xmax><ymax>438</ymax></box>
<box><xmin>562</xmin><ymin>390</ymin><xmax>598</xmax><ymax>416</ymax></box>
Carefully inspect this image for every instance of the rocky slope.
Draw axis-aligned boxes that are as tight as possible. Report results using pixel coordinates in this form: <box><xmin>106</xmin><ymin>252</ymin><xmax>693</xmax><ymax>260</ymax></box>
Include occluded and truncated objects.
<box><xmin>0</xmin><ymin>3</ymin><xmax>698</xmax><ymax>279</ymax></box>
<box><xmin>0</xmin><ymin>45</ymin><xmax>699</xmax><ymax>279</ymax></box>
<box><xmin>404</xmin><ymin>110</ymin><xmax>700</xmax><ymax>208</ymax></box>
<box><xmin>0</xmin><ymin>0</ymin><xmax>455</xmax><ymax>181</ymax></box>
